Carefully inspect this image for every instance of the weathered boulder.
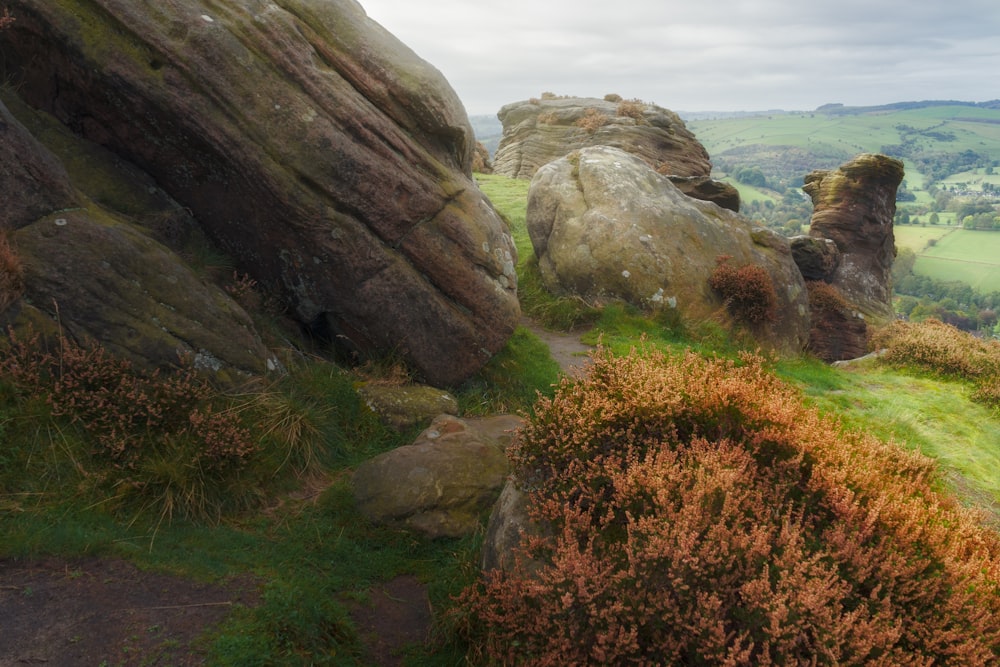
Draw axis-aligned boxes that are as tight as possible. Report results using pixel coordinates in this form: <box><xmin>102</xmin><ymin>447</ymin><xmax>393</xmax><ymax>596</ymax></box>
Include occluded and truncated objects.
<box><xmin>472</xmin><ymin>141</ymin><xmax>493</xmax><ymax>174</ymax></box>
<box><xmin>0</xmin><ymin>99</ymin><xmax>76</xmax><ymax>229</ymax></box>
<box><xmin>352</xmin><ymin>414</ymin><xmax>523</xmax><ymax>538</ymax></box>
<box><xmin>493</xmin><ymin>97</ymin><xmax>738</xmax><ymax>210</ymax></box>
<box><xmin>358</xmin><ymin>384</ymin><xmax>459</xmax><ymax>432</ymax></box>
<box><xmin>1</xmin><ymin>0</ymin><xmax>519</xmax><ymax>386</ymax></box>
<box><xmin>3</xmin><ymin>209</ymin><xmax>275</xmax><ymax>382</ymax></box>
<box><xmin>790</xmin><ymin>236</ymin><xmax>841</xmax><ymax>282</ymax></box>
<box><xmin>802</xmin><ymin>154</ymin><xmax>904</xmax><ymax>321</ymax></box>
<box><xmin>527</xmin><ymin>146</ymin><xmax>810</xmax><ymax>352</ymax></box>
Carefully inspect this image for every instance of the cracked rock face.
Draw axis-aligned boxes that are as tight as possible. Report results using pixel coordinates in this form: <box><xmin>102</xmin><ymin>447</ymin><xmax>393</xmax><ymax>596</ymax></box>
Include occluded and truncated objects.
<box><xmin>526</xmin><ymin>146</ymin><xmax>810</xmax><ymax>353</ymax></box>
<box><xmin>1</xmin><ymin>0</ymin><xmax>519</xmax><ymax>386</ymax></box>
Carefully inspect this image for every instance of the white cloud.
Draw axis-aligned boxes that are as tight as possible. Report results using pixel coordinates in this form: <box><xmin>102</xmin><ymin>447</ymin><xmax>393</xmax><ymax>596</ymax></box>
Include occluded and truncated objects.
<box><xmin>357</xmin><ymin>0</ymin><xmax>1000</xmax><ymax>114</ymax></box>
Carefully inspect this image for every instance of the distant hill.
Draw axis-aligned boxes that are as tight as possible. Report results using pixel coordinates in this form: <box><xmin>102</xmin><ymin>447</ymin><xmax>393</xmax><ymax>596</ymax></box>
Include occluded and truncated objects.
<box><xmin>469</xmin><ymin>114</ymin><xmax>503</xmax><ymax>157</ymax></box>
<box><xmin>686</xmin><ymin>101</ymin><xmax>1000</xmax><ymax>203</ymax></box>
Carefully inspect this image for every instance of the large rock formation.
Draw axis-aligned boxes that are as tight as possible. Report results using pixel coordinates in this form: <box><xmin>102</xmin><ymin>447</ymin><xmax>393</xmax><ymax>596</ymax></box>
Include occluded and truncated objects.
<box><xmin>801</xmin><ymin>154</ymin><xmax>904</xmax><ymax>321</ymax></box>
<box><xmin>0</xmin><ymin>0</ymin><xmax>519</xmax><ymax>386</ymax></box>
<box><xmin>493</xmin><ymin>96</ymin><xmax>738</xmax><ymax>210</ymax></box>
<box><xmin>527</xmin><ymin>146</ymin><xmax>810</xmax><ymax>352</ymax></box>
<box><xmin>794</xmin><ymin>154</ymin><xmax>904</xmax><ymax>361</ymax></box>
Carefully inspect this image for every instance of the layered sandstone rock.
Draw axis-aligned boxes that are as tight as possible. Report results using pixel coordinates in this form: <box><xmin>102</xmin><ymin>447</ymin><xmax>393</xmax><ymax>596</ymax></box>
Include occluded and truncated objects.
<box><xmin>1</xmin><ymin>0</ymin><xmax>518</xmax><ymax>386</ymax></box>
<box><xmin>797</xmin><ymin>154</ymin><xmax>904</xmax><ymax>361</ymax></box>
<box><xmin>527</xmin><ymin>146</ymin><xmax>810</xmax><ymax>352</ymax></box>
<box><xmin>802</xmin><ymin>154</ymin><xmax>904</xmax><ymax>321</ymax></box>
<box><xmin>493</xmin><ymin>96</ymin><xmax>738</xmax><ymax>210</ymax></box>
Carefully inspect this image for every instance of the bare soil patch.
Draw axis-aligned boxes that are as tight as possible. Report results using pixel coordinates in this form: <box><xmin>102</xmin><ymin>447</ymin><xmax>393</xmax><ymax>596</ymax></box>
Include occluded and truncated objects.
<box><xmin>0</xmin><ymin>556</ymin><xmax>259</xmax><ymax>666</ymax></box>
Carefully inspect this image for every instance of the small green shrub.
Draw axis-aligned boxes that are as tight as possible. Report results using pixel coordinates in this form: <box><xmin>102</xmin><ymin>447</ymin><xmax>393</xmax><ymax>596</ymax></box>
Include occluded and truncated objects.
<box><xmin>456</xmin><ymin>345</ymin><xmax>1000</xmax><ymax>664</ymax></box>
<box><xmin>709</xmin><ymin>256</ymin><xmax>778</xmax><ymax>325</ymax></box>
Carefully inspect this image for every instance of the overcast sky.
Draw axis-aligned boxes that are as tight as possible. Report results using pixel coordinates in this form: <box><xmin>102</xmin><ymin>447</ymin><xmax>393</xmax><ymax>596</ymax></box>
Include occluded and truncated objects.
<box><xmin>358</xmin><ymin>0</ymin><xmax>1000</xmax><ymax>116</ymax></box>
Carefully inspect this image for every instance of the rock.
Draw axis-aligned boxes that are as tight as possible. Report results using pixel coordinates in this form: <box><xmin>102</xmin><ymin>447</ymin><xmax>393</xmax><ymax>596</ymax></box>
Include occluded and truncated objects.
<box><xmin>805</xmin><ymin>281</ymin><xmax>868</xmax><ymax>363</ymax></box>
<box><xmin>472</xmin><ymin>141</ymin><xmax>493</xmax><ymax>174</ymax></box>
<box><xmin>790</xmin><ymin>236</ymin><xmax>841</xmax><ymax>282</ymax></box>
<box><xmin>358</xmin><ymin>384</ymin><xmax>459</xmax><ymax>432</ymax></box>
<box><xmin>526</xmin><ymin>146</ymin><xmax>810</xmax><ymax>352</ymax></box>
<box><xmin>352</xmin><ymin>414</ymin><xmax>523</xmax><ymax>538</ymax></box>
<box><xmin>668</xmin><ymin>175</ymin><xmax>741</xmax><ymax>213</ymax></box>
<box><xmin>1</xmin><ymin>0</ymin><xmax>519</xmax><ymax>386</ymax></box>
<box><xmin>2</xmin><ymin>209</ymin><xmax>275</xmax><ymax>383</ymax></box>
<box><xmin>0</xmin><ymin>99</ymin><xmax>77</xmax><ymax>229</ymax></box>
<box><xmin>802</xmin><ymin>154</ymin><xmax>904</xmax><ymax>321</ymax></box>
<box><xmin>493</xmin><ymin>96</ymin><xmax>713</xmax><ymax>181</ymax></box>
<box><xmin>481</xmin><ymin>477</ymin><xmax>535</xmax><ymax>574</ymax></box>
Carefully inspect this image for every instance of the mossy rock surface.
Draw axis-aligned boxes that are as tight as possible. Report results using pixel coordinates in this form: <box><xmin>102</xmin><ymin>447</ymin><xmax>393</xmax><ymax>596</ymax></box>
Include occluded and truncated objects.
<box><xmin>2</xmin><ymin>0</ymin><xmax>519</xmax><ymax>385</ymax></box>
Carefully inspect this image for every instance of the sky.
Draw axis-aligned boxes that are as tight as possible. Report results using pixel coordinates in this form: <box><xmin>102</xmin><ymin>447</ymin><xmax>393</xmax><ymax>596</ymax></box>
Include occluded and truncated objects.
<box><xmin>357</xmin><ymin>0</ymin><xmax>1000</xmax><ymax>116</ymax></box>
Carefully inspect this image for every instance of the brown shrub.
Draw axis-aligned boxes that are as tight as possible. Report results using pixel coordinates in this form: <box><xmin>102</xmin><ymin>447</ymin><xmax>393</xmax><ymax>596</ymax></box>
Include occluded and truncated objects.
<box><xmin>616</xmin><ymin>99</ymin><xmax>645</xmax><ymax>121</ymax></box>
<box><xmin>708</xmin><ymin>257</ymin><xmax>778</xmax><ymax>324</ymax></box>
<box><xmin>574</xmin><ymin>108</ymin><xmax>609</xmax><ymax>133</ymax></box>
<box><xmin>536</xmin><ymin>111</ymin><xmax>560</xmax><ymax>126</ymax></box>
<box><xmin>871</xmin><ymin>318</ymin><xmax>1000</xmax><ymax>380</ymax></box>
<box><xmin>455</xmin><ymin>345</ymin><xmax>1000</xmax><ymax>664</ymax></box>
<box><xmin>0</xmin><ymin>232</ymin><xmax>24</xmax><ymax>312</ymax></box>
<box><xmin>603</xmin><ymin>93</ymin><xmax>622</xmax><ymax>103</ymax></box>
<box><xmin>0</xmin><ymin>327</ymin><xmax>258</xmax><ymax>471</ymax></box>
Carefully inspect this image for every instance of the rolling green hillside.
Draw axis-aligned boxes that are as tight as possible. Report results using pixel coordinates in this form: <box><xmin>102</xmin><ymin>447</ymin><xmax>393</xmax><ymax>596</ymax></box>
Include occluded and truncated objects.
<box><xmin>687</xmin><ymin>102</ymin><xmax>1000</xmax><ymax>194</ymax></box>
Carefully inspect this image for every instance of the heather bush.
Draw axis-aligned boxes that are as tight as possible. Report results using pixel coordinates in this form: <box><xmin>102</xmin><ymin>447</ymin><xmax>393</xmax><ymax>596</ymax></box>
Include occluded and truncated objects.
<box><xmin>709</xmin><ymin>256</ymin><xmax>778</xmax><ymax>325</ymax></box>
<box><xmin>456</xmin><ymin>345</ymin><xmax>1000</xmax><ymax>664</ymax></box>
<box><xmin>872</xmin><ymin>319</ymin><xmax>1000</xmax><ymax>412</ymax></box>
<box><xmin>0</xmin><ymin>327</ymin><xmax>261</xmax><ymax>519</ymax></box>
<box><xmin>872</xmin><ymin>318</ymin><xmax>1000</xmax><ymax>380</ymax></box>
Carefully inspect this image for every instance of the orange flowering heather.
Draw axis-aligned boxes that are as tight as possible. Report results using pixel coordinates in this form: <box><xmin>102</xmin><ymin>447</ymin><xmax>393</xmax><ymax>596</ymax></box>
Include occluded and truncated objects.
<box><xmin>457</xmin><ymin>345</ymin><xmax>1000</xmax><ymax>665</ymax></box>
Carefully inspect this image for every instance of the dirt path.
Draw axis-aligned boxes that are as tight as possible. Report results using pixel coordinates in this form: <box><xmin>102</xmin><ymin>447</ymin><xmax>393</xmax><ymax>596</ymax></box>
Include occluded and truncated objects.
<box><xmin>520</xmin><ymin>316</ymin><xmax>594</xmax><ymax>374</ymax></box>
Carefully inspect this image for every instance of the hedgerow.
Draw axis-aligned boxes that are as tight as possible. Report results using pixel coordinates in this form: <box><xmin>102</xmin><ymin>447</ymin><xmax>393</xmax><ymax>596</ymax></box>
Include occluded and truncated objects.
<box><xmin>456</xmin><ymin>345</ymin><xmax>1000</xmax><ymax>665</ymax></box>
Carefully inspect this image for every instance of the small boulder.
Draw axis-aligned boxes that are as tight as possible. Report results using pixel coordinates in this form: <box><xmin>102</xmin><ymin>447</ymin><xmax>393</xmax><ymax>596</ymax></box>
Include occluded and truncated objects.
<box><xmin>352</xmin><ymin>414</ymin><xmax>523</xmax><ymax>538</ymax></box>
<box><xmin>790</xmin><ymin>236</ymin><xmax>841</xmax><ymax>282</ymax></box>
<box><xmin>358</xmin><ymin>384</ymin><xmax>459</xmax><ymax>431</ymax></box>
<box><xmin>481</xmin><ymin>478</ymin><xmax>535</xmax><ymax>574</ymax></box>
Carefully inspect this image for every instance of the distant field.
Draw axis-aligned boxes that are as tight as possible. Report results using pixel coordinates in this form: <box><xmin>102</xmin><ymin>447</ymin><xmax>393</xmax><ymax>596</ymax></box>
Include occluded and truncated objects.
<box><xmin>912</xmin><ymin>229</ymin><xmax>1000</xmax><ymax>292</ymax></box>
<box><xmin>894</xmin><ymin>225</ymin><xmax>955</xmax><ymax>252</ymax></box>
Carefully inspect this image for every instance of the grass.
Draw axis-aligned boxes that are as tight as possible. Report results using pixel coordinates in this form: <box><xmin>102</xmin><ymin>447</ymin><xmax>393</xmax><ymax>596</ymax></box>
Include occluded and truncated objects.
<box><xmin>913</xmin><ymin>229</ymin><xmax>1000</xmax><ymax>292</ymax></box>
<box><xmin>893</xmin><ymin>224</ymin><xmax>955</xmax><ymax>253</ymax></box>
